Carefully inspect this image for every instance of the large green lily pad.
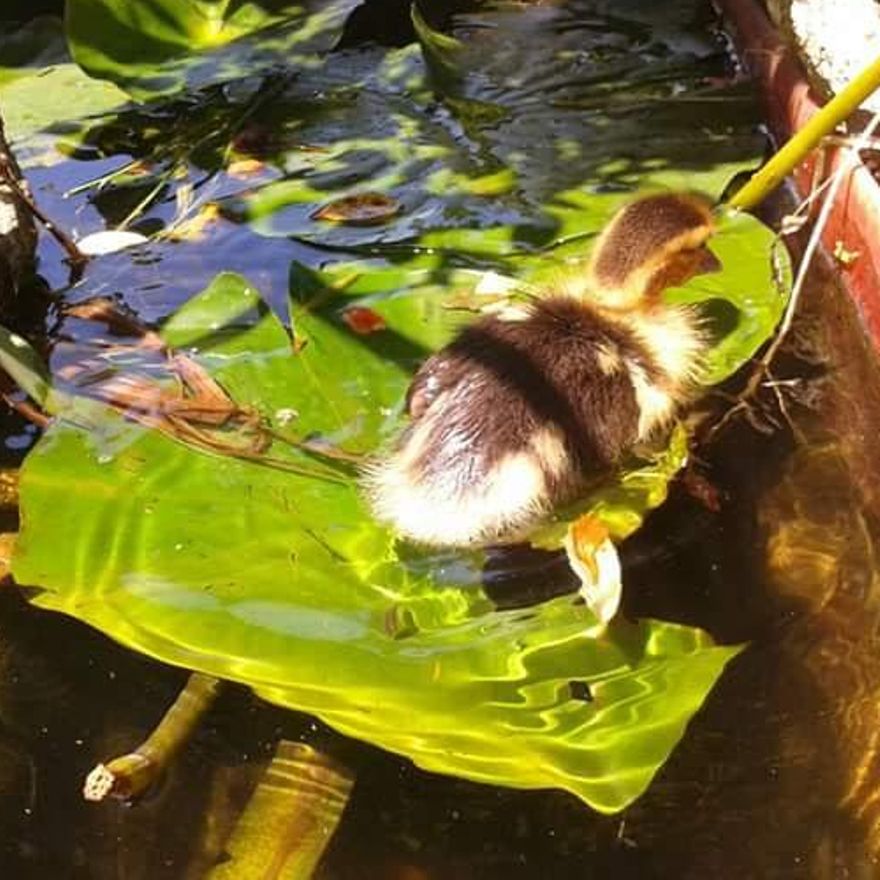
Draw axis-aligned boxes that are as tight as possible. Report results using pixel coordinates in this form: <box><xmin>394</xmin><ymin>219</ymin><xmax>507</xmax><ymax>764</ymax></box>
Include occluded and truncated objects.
<box><xmin>12</xmin><ymin>200</ymin><xmax>784</xmax><ymax>811</ymax></box>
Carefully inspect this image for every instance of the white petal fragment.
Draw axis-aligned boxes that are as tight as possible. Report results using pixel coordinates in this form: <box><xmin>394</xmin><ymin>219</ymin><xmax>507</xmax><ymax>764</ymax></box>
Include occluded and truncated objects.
<box><xmin>564</xmin><ymin>524</ymin><xmax>623</xmax><ymax>624</ymax></box>
<box><xmin>77</xmin><ymin>230</ymin><xmax>149</xmax><ymax>256</ymax></box>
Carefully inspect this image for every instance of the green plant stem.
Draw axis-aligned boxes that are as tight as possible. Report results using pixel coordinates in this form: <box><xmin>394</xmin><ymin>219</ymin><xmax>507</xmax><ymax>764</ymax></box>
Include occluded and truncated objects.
<box><xmin>83</xmin><ymin>672</ymin><xmax>222</xmax><ymax>801</ymax></box>
<box><xmin>208</xmin><ymin>740</ymin><xmax>354</xmax><ymax>880</ymax></box>
<box><xmin>728</xmin><ymin>54</ymin><xmax>880</xmax><ymax>211</ymax></box>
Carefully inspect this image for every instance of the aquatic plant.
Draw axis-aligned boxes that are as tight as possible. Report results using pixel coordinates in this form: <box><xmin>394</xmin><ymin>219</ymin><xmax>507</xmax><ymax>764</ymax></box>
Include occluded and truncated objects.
<box><xmin>0</xmin><ymin>0</ymin><xmax>793</xmax><ymax>815</ymax></box>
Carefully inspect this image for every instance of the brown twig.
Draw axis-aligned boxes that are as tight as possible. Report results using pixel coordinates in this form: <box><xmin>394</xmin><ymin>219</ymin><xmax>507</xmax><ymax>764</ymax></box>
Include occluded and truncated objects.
<box><xmin>0</xmin><ymin>156</ymin><xmax>88</xmax><ymax>271</ymax></box>
<box><xmin>61</xmin><ymin>298</ymin><xmax>353</xmax><ymax>481</ymax></box>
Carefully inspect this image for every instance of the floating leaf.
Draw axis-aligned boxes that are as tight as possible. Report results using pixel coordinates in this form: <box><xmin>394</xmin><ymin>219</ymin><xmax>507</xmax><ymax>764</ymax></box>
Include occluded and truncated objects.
<box><xmin>0</xmin><ymin>17</ymin><xmax>128</xmax><ymax>143</ymax></box>
<box><xmin>312</xmin><ymin>193</ymin><xmax>402</xmax><ymax>226</ymax></box>
<box><xmin>14</xmin><ymin>272</ymin><xmax>744</xmax><ymax>813</ymax></box>
<box><xmin>339</xmin><ymin>305</ymin><xmax>387</xmax><ymax>335</ymax></box>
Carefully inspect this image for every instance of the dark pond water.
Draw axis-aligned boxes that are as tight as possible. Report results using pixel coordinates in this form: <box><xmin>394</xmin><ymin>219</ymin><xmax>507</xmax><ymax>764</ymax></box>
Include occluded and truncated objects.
<box><xmin>2</xmin><ymin>1</ymin><xmax>880</xmax><ymax>878</ymax></box>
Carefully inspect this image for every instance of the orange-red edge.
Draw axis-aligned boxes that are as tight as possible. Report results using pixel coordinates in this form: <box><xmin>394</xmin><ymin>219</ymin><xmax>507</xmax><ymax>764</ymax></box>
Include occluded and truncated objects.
<box><xmin>716</xmin><ymin>0</ymin><xmax>880</xmax><ymax>345</ymax></box>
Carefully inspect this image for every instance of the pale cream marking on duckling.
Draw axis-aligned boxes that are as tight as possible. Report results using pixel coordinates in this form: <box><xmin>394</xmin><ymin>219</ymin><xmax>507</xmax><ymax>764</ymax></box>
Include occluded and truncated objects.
<box><xmin>626</xmin><ymin>362</ymin><xmax>678</xmax><ymax>439</ymax></box>
<box><xmin>366</xmin><ymin>444</ymin><xmax>550</xmax><ymax>547</ymax></box>
<box><xmin>529</xmin><ymin>425</ymin><xmax>569</xmax><ymax>479</ymax></box>
<box><xmin>618</xmin><ymin>305</ymin><xmax>706</xmax><ymax>438</ymax></box>
<box><xmin>594</xmin><ymin>344</ymin><xmax>623</xmax><ymax>376</ymax></box>
<box><xmin>623</xmin><ymin>304</ymin><xmax>706</xmax><ymax>386</ymax></box>
<box><xmin>365</xmin><ymin>388</ymin><xmax>554</xmax><ymax>546</ymax></box>
<box><xmin>483</xmin><ymin>449</ymin><xmax>550</xmax><ymax>527</ymax></box>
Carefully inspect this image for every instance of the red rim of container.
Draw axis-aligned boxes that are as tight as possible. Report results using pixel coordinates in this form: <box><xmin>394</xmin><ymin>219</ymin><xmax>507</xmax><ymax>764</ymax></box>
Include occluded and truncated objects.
<box><xmin>716</xmin><ymin>0</ymin><xmax>880</xmax><ymax>346</ymax></box>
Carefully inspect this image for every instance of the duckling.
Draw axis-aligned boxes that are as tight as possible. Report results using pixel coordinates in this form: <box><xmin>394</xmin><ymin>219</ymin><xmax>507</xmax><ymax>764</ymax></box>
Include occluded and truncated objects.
<box><xmin>364</xmin><ymin>192</ymin><xmax>720</xmax><ymax>548</ymax></box>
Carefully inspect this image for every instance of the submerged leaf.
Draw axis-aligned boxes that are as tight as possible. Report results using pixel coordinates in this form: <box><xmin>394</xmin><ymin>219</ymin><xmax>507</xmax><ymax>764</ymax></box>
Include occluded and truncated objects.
<box><xmin>312</xmin><ymin>193</ymin><xmax>402</xmax><ymax>225</ymax></box>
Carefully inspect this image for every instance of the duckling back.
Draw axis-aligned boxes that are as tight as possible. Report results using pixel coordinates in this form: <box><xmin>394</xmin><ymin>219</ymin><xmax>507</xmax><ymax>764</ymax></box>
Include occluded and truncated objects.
<box><xmin>365</xmin><ymin>297</ymin><xmax>664</xmax><ymax>547</ymax></box>
<box><xmin>364</xmin><ymin>192</ymin><xmax>720</xmax><ymax>548</ymax></box>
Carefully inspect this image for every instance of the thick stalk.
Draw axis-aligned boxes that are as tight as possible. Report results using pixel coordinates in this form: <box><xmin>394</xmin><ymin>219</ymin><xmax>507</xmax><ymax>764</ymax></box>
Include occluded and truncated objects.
<box><xmin>208</xmin><ymin>740</ymin><xmax>354</xmax><ymax>880</ymax></box>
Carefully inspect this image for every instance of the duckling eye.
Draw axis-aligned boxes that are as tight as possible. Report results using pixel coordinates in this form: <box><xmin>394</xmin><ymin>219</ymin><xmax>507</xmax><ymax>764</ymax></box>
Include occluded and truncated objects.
<box><xmin>691</xmin><ymin>246</ymin><xmax>722</xmax><ymax>275</ymax></box>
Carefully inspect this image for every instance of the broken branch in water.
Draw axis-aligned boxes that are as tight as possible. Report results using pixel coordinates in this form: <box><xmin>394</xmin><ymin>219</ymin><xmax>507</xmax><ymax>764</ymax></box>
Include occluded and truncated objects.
<box><xmin>208</xmin><ymin>740</ymin><xmax>354</xmax><ymax>879</ymax></box>
<box><xmin>0</xmin><ymin>115</ymin><xmax>37</xmax><ymax>294</ymax></box>
<box><xmin>83</xmin><ymin>672</ymin><xmax>222</xmax><ymax>802</ymax></box>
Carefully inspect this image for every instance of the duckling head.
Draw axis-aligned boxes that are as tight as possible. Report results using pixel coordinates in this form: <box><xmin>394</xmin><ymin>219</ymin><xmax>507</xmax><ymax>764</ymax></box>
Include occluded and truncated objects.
<box><xmin>587</xmin><ymin>192</ymin><xmax>720</xmax><ymax>310</ymax></box>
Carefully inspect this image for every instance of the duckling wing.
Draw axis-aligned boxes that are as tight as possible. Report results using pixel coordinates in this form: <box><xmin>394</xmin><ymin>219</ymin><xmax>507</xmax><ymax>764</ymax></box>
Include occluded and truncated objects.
<box><xmin>404</xmin><ymin>351</ymin><xmax>459</xmax><ymax>420</ymax></box>
<box><xmin>431</xmin><ymin>301</ymin><xmax>644</xmax><ymax>477</ymax></box>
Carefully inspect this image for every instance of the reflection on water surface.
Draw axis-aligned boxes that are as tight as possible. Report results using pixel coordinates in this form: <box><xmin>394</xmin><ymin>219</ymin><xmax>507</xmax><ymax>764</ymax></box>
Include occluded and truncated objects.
<box><xmin>1</xmin><ymin>0</ymin><xmax>880</xmax><ymax>877</ymax></box>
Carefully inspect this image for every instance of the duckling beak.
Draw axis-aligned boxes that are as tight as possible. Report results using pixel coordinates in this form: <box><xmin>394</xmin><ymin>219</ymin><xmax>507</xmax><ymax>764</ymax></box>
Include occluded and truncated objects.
<box><xmin>642</xmin><ymin>244</ymin><xmax>723</xmax><ymax>302</ymax></box>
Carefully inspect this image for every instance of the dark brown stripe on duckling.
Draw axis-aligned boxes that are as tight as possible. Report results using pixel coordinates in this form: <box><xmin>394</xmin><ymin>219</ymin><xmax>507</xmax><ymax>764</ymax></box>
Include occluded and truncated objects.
<box><xmin>401</xmin><ymin>296</ymin><xmax>655</xmax><ymax>497</ymax></box>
